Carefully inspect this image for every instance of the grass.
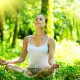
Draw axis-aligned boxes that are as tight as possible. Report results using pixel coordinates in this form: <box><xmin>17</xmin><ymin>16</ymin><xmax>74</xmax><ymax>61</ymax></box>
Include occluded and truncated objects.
<box><xmin>0</xmin><ymin>39</ymin><xmax>80</xmax><ymax>80</ymax></box>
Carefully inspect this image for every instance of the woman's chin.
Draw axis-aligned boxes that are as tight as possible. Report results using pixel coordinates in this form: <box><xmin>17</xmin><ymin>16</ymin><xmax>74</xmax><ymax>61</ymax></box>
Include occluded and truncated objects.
<box><xmin>37</xmin><ymin>26</ymin><xmax>44</xmax><ymax>28</ymax></box>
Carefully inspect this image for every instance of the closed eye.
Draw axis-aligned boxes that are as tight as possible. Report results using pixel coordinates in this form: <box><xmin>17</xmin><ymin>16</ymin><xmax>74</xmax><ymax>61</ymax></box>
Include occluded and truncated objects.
<box><xmin>36</xmin><ymin>18</ymin><xmax>43</xmax><ymax>21</ymax></box>
<box><xmin>40</xmin><ymin>18</ymin><xmax>42</xmax><ymax>20</ymax></box>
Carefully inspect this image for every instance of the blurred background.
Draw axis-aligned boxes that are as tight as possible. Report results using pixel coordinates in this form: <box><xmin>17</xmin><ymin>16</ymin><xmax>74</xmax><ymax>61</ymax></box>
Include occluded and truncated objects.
<box><xmin>0</xmin><ymin>0</ymin><xmax>80</xmax><ymax>80</ymax></box>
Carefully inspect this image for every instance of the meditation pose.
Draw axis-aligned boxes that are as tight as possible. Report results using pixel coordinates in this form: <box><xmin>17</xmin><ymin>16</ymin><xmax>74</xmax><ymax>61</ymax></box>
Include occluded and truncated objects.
<box><xmin>0</xmin><ymin>14</ymin><xmax>59</xmax><ymax>78</ymax></box>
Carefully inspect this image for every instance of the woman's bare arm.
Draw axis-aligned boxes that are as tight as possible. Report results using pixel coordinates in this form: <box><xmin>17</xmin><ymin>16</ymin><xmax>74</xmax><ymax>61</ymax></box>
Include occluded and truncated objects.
<box><xmin>4</xmin><ymin>36</ymin><xmax>28</xmax><ymax>64</ymax></box>
<box><xmin>48</xmin><ymin>37</ymin><xmax>56</xmax><ymax>66</ymax></box>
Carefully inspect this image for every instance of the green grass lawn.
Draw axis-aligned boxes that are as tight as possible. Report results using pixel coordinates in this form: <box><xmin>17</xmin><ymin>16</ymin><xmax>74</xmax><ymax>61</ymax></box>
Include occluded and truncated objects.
<box><xmin>0</xmin><ymin>39</ymin><xmax>80</xmax><ymax>80</ymax></box>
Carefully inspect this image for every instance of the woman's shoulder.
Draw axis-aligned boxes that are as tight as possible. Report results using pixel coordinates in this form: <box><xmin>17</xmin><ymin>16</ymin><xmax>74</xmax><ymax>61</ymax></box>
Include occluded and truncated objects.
<box><xmin>48</xmin><ymin>36</ymin><xmax>56</xmax><ymax>45</ymax></box>
<box><xmin>23</xmin><ymin>35</ymin><xmax>32</xmax><ymax>44</ymax></box>
<box><xmin>23</xmin><ymin>35</ymin><xmax>33</xmax><ymax>41</ymax></box>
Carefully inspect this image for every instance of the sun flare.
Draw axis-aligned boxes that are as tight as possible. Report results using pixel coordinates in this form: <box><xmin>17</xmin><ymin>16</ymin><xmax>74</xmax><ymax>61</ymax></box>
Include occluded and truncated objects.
<box><xmin>0</xmin><ymin>0</ymin><xmax>11</xmax><ymax>6</ymax></box>
<box><xmin>0</xmin><ymin>0</ymin><xmax>12</xmax><ymax>12</ymax></box>
<box><xmin>0</xmin><ymin>0</ymin><xmax>20</xmax><ymax>17</ymax></box>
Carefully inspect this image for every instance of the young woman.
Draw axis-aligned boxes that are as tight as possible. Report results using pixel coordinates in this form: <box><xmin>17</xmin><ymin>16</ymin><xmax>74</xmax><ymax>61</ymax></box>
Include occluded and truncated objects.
<box><xmin>0</xmin><ymin>14</ymin><xmax>59</xmax><ymax>78</ymax></box>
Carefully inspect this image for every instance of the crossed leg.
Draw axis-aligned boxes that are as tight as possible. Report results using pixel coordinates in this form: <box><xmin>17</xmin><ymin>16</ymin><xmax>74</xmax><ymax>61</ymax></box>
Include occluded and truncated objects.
<box><xmin>0</xmin><ymin>59</ymin><xmax>59</xmax><ymax>78</ymax></box>
<box><xmin>0</xmin><ymin>60</ymin><xmax>51</xmax><ymax>78</ymax></box>
<box><xmin>33</xmin><ymin>67</ymin><xmax>55</xmax><ymax>78</ymax></box>
<box><xmin>1</xmin><ymin>65</ymin><xmax>58</xmax><ymax>78</ymax></box>
<box><xmin>5</xmin><ymin>64</ymin><xmax>33</xmax><ymax>77</ymax></box>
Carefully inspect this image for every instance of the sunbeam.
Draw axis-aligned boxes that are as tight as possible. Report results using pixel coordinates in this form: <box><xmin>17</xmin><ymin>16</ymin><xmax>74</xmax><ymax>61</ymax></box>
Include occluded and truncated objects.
<box><xmin>0</xmin><ymin>0</ymin><xmax>21</xmax><ymax>17</ymax></box>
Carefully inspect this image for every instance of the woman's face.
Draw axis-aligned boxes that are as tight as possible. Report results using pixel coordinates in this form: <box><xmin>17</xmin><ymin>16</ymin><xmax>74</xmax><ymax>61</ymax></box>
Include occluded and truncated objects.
<box><xmin>35</xmin><ymin>14</ymin><xmax>46</xmax><ymax>28</ymax></box>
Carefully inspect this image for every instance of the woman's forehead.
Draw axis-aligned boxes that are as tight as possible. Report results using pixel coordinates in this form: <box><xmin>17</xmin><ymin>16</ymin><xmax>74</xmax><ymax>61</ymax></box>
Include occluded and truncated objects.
<box><xmin>36</xmin><ymin>15</ymin><xmax>45</xmax><ymax>19</ymax></box>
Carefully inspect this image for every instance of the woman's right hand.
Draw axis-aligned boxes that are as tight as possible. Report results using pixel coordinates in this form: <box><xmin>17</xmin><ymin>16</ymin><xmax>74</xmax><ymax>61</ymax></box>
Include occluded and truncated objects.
<box><xmin>0</xmin><ymin>59</ymin><xmax>6</xmax><ymax>65</ymax></box>
<box><xmin>3</xmin><ymin>61</ymin><xmax>9</xmax><ymax>65</ymax></box>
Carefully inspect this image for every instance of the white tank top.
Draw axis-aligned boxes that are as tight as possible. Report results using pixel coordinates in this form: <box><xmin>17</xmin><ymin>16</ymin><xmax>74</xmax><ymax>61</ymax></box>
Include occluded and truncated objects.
<box><xmin>27</xmin><ymin>35</ymin><xmax>51</xmax><ymax>68</ymax></box>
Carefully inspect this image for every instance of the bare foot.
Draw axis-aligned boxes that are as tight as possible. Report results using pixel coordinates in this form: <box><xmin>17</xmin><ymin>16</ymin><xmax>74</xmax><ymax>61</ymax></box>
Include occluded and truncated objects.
<box><xmin>24</xmin><ymin>69</ymin><xmax>33</xmax><ymax>76</ymax></box>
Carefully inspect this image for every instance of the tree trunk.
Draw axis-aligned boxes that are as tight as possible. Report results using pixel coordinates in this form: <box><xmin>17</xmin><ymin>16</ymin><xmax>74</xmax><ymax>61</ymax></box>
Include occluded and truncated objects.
<box><xmin>41</xmin><ymin>0</ymin><xmax>54</xmax><ymax>37</ymax></box>
<box><xmin>0</xmin><ymin>13</ymin><xmax>3</xmax><ymax>42</ymax></box>
<box><xmin>12</xmin><ymin>16</ymin><xmax>18</xmax><ymax>48</ymax></box>
<box><xmin>41</xmin><ymin>0</ymin><xmax>48</xmax><ymax>15</ymax></box>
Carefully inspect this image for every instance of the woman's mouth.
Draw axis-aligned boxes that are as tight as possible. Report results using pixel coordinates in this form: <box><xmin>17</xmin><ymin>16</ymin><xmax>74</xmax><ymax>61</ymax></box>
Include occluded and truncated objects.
<box><xmin>37</xmin><ymin>22</ymin><xmax>41</xmax><ymax>24</ymax></box>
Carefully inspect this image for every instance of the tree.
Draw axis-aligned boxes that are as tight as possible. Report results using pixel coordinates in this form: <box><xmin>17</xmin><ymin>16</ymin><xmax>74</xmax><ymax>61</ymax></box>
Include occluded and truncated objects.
<box><xmin>0</xmin><ymin>8</ymin><xmax>4</xmax><ymax>42</ymax></box>
<box><xmin>41</xmin><ymin>0</ymin><xmax>48</xmax><ymax>15</ymax></box>
<box><xmin>12</xmin><ymin>16</ymin><xmax>18</xmax><ymax>48</ymax></box>
<box><xmin>41</xmin><ymin>0</ymin><xmax>54</xmax><ymax>37</ymax></box>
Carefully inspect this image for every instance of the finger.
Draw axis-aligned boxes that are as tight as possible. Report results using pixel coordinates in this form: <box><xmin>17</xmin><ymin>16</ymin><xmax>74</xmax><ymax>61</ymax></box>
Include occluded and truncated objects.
<box><xmin>0</xmin><ymin>59</ymin><xmax>6</xmax><ymax>65</ymax></box>
<box><xmin>3</xmin><ymin>62</ymin><xmax>8</xmax><ymax>65</ymax></box>
<box><xmin>52</xmin><ymin>64</ymin><xmax>59</xmax><ymax>69</ymax></box>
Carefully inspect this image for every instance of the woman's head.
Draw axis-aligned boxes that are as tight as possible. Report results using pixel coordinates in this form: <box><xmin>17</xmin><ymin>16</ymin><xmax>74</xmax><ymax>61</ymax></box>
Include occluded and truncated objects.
<box><xmin>35</xmin><ymin>13</ymin><xmax>47</xmax><ymax>28</ymax></box>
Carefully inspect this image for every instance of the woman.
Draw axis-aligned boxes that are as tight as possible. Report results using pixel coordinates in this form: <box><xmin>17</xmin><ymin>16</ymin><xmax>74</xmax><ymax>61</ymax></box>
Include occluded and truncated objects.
<box><xmin>0</xmin><ymin>14</ymin><xmax>59</xmax><ymax>78</ymax></box>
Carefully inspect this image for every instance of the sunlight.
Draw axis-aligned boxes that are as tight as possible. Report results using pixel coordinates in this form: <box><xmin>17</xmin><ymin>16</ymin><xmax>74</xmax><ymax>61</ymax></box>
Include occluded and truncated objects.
<box><xmin>0</xmin><ymin>0</ymin><xmax>12</xmax><ymax>12</ymax></box>
<box><xmin>0</xmin><ymin>0</ymin><xmax>19</xmax><ymax>17</ymax></box>
<box><xmin>0</xmin><ymin>0</ymin><xmax>11</xmax><ymax>6</ymax></box>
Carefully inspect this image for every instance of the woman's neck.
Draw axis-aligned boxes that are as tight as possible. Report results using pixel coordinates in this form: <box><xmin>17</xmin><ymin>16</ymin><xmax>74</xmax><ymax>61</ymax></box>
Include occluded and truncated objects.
<box><xmin>35</xmin><ymin>28</ymin><xmax>45</xmax><ymax>37</ymax></box>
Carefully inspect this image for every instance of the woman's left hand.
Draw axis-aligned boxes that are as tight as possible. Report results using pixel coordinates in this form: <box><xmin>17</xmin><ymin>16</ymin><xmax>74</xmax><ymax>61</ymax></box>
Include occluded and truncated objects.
<box><xmin>51</xmin><ymin>63</ymin><xmax>59</xmax><ymax>69</ymax></box>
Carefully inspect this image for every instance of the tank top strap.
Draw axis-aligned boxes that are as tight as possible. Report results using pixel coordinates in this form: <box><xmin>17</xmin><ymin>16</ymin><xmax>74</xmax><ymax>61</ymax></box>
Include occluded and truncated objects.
<box><xmin>46</xmin><ymin>37</ymin><xmax>49</xmax><ymax>44</ymax></box>
<box><xmin>28</xmin><ymin>35</ymin><xmax>31</xmax><ymax>43</ymax></box>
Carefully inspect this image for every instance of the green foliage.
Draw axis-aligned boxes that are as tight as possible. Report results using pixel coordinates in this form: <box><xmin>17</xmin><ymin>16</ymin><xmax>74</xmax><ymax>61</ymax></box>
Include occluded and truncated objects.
<box><xmin>54</xmin><ymin>39</ymin><xmax>80</xmax><ymax>80</ymax></box>
<box><xmin>0</xmin><ymin>0</ymin><xmax>80</xmax><ymax>80</ymax></box>
<box><xmin>53</xmin><ymin>0</ymin><xmax>80</xmax><ymax>41</ymax></box>
<box><xmin>47</xmin><ymin>0</ymin><xmax>54</xmax><ymax>37</ymax></box>
<box><xmin>1</xmin><ymin>0</ymin><xmax>80</xmax><ymax>43</ymax></box>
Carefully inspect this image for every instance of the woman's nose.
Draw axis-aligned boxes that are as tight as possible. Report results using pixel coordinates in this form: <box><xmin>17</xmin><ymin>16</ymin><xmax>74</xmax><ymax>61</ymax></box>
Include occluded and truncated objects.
<box><xmin>37</xmin><ymin>19</ymin><xmax>40</xmax><ymax>22</ymax></box>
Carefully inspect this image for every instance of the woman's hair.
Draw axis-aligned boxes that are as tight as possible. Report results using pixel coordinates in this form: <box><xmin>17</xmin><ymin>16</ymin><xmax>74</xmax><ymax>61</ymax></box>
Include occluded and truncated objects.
<box><xmin>37</xmin><ymin>13</ymin><xmax>48</xmax><ymax>34</ymax></box>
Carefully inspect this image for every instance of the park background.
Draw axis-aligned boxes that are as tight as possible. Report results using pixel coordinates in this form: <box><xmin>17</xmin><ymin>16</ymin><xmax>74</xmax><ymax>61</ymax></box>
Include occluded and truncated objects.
<box><xmin>0</xmin><ymin>0</ymin><xmax>80</xmax><ymax>80</ymax></box>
